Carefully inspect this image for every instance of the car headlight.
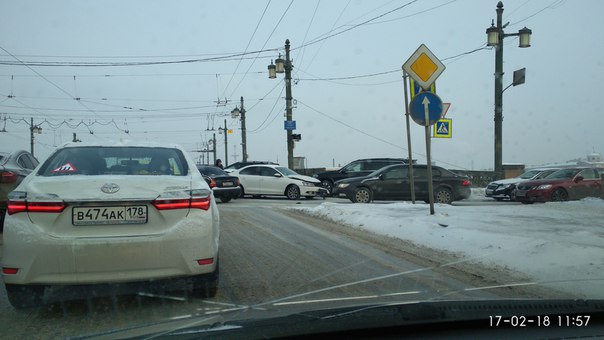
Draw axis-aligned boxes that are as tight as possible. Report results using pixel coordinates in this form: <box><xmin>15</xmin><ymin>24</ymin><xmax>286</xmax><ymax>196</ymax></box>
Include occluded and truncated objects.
<box><xmin>337</xmin><ymin>183</ymin><xmax>349</xmax><ymax>189</ymax></box>
<box><xmin>302</xmin><ymin>181</ymin><xmax>314</xmax><ymax>186</ymax></box>
<box><xmin>536</xmin><ymin>184</ymin><xmax>552</xmax><ymax>190</ymax></box>
<box><xmin>499</xmin><ymin>184</ymin><xmax>511</xmax><ymax>189</ymax></box>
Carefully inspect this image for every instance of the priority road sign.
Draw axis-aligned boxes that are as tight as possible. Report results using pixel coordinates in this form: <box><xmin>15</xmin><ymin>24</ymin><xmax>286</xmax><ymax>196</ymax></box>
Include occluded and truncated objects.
<box><xmin>433</xmin><ymin>118</ymin><xmax>452</xmax><ymax>138</ymax></box>
<box><xmin>402</xmin><ymin>44</ymin><xmax>445</xmax><ymax>91</ymax></box>
<box><xmin>409</xmin><ymin>92</ymin><xmax>443</xmax><ymax>126</ymax></box>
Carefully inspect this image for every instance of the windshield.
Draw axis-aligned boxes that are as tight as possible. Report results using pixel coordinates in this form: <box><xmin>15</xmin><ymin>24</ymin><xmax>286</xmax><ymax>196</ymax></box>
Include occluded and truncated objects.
<box><xmin>276</xmin><ymin>166</ymin><xmax>298</xmax><ymax>176</ymax></box>
<box><xmin>518</xmin><ymin>169</ymin><xmax>542</xmax><ymax>179</ymax></box>
<box><xmin>544</xmin><ymin>168</ymin><xmax>581</xmax><ymax>179</ymax></box>
<box><xmin>1</xmin><ymin>1</ymin><xmax>603</xmax><ymax>339</ymax></box>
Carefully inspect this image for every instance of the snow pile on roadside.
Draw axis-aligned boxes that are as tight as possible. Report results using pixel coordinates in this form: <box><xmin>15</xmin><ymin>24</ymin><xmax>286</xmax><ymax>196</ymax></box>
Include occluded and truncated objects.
<box><xmin>293</xmin><ymin>199</ymin><xmax>604</xmax><ymax>298</ymax></box>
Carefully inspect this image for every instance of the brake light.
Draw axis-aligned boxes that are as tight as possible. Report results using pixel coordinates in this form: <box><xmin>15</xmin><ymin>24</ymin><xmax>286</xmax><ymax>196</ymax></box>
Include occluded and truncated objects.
<box><xmin>462</xmin><ymin>180</ymin><xmax>471</xmax><ymax>186</ymax></box>
<box><xmin>7</xmin><ymin>200</ymin><xmax>66</xmax><ymax>215</ymax></box>
<box><xmin>152</xmin><ymin>190</ymin><xmax>211</xmax><ymax>211</ymax></box>
<box><xmin>2</xmin><ymin>267</ymin><xmax>19</xmax><ymax>275</ymax></box>
<box><xmin>0</xmin><ymin>171</ymin><xmax>18</xmax><ymax>183</ymax></box>
<box><xmin>209</xmin><ymin>178</ymin><xmax>216</xmax><ymax>188</ymax></box>
<box><xmin>196</xmin><ymin>258</ymin><xmax>214</xmax><ymax>266</ymax></box>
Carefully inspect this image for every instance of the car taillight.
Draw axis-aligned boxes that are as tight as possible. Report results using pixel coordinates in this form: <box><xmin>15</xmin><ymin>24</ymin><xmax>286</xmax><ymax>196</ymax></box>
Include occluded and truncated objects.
<box><xmin>152</xmin><ymin>189</ymin><xmax>211</xmax><ymax>211</ymax></box>
<box><xmin>236</xmin><ymin>178</ymin><xmax>240</xmax><ymax>186</ymax></box>
<box><xmin>7</xmin><ymin>200</ymin><xmax>67</xmax><ymax>215</ymax></box>
<box><xmin>0</xmin><ymin>171</ymin><xmax>18</xmax><ymax>183</ymax></box>
<box><xmin>209</xmin><ymin>178</ymin><xmax>216</xmax><ymax>188</ymax></box>
<box><xmin>462</xmin><ymin>180</ymin><xmax>471</xmax><ymax>186</ymax></box>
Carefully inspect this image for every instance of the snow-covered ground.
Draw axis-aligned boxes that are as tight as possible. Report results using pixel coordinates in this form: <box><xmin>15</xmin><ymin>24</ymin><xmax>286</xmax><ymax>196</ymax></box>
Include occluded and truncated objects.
<box><xmin>293</xmin><ymin>196</ymin><xmax>604</xmax><ymax>298</ymax></box>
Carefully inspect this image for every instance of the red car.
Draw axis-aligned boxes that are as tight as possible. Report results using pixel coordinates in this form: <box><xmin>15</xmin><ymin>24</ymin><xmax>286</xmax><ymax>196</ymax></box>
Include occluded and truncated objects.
<box><xmin>514</xmin><ymin>167</ymin><xmax>602</xmax><ymax>204</ymax></box>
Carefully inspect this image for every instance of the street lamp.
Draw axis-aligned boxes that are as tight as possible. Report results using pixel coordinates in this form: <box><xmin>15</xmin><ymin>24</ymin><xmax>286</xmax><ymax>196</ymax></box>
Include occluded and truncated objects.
<box><xmin>486</xmin><ymin>1</ymin><xmax>532</xmax><ymax>180</ymax></box>
<box><xmin>231</xmin><ymin>96</ymin><xmax>248</xmax><ymax>162</ymax></box>
<box><xmin>267</xmin><ymin>39</ymin><xmax>295</xmax><ymax>169</ymax></box>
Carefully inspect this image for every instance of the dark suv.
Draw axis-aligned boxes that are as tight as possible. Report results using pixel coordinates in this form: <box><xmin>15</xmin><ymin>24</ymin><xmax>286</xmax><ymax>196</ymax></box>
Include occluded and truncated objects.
<box><xmin>313</xmin><ymin>158</ymin><xmax>410</xmax><ymax>194</ymax></box>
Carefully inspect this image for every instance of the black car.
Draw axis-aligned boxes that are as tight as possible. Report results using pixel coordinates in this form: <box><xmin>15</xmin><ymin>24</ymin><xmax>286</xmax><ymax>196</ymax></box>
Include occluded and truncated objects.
<box><xmin>197</xmin><ymin>165</ymin><xmax>241</xmax><ymax>203</ymax></box>
<box><xmin>313</xmin><ymin>158</ymin><xmax>411</xmax><ymax>195</ymax></box>
<box><xmin>332</xmin><ymin>164</ymin><xmax>471</xmax><ymax>204</ymax></box>
<box><xmin>224</xmin><ymin>160</ymin><xmax>278</xmax><ymax>172</ymax></box>
<box><xmin>0</xmin><ymin>149</ymin><xmax>39</xmax><ymax>231</ymax></box>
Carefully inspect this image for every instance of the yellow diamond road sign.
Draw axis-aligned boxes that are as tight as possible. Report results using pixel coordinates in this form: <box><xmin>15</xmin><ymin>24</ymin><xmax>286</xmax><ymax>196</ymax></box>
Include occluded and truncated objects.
<box><xmin>403</xmin><ymin>44</ymin><xmax>445</xmax><ymax>91</ymax></box>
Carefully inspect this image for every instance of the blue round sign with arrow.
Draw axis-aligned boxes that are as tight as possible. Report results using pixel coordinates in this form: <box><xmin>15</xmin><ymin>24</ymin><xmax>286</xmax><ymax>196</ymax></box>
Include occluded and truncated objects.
<box><xmin>409</xmin><ymin>92</ymin><xmax>443</xmax><ymax>126</ymax></box>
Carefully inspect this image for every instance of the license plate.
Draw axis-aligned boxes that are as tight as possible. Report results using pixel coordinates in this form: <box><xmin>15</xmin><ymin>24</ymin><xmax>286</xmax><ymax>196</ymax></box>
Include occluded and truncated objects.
<box><xmin>222</xmin><ymin>181</ymin><xmax>233</xmax><ymax>187</ymax></box>
<box><xmin>72</xmin><ymin>206</ymin><xmax>148</xmax><ymax>226</ymax></box>
<box><xmin>486</xmin><ymin>189</ymin><xmax>493</xmax><ymax>195</ymax></box>
<box><xmin>515</xmin><ymin>191</ymin><xmax>526</xmax><ymax>197</ymax></box>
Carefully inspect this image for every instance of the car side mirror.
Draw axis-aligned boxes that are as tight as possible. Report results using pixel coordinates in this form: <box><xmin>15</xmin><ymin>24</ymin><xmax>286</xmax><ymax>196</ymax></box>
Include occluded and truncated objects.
<box><xmin>574</xmin><ymin>176</ymin><xmax>584</xmax><ymax>183</ymax></box>
<box><xmin>274</xmin><ymin>173</ymin><xmax>282</xmax><ymax>178</ymax></box>
<box><xmin>378</xmin><ymin>173</ymin><xmax>385</xmax><ymax>180</ymax></box>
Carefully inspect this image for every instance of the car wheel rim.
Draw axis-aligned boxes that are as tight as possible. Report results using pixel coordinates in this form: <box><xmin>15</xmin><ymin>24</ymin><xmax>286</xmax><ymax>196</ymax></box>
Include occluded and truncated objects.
<box><xmin>287</xmin><ymin>186</ymin><xmax>299</xmax><ymax>199</ymax></box>
<box><xmin>355</xmin><ymin>189</ymin><xmax>370</xmax><ymax>203</ymax></box>
<box><xmin>436</xmin><ymin>190</ymin><xmax>452</xmax><ymax>204</ymax></box>
<box><xmin>321</xmin><ymin>181</ymin><xmax>332</xmax><ymax>193</ymax></box>
<box><xmin>552</xmin><ymin>189</ymin><xmax>567</xmax><ymax>201</ymax></box>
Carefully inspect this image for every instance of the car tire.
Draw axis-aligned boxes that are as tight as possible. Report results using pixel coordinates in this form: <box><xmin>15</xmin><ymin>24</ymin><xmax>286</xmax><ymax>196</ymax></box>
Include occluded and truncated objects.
<box><xmin>5</xmin><ymin>284</ymin><xmax>45</xmax><ymax>309</ymax></box>
<box><xmin>286</xmin><ymin>185</ymin><xmax>301</xmax><ymax>200</ymax></box>
<box><xmin>321</xmin><ymin>180</ymin><xmax>333</xmax><ymax>195</ymax></box>
<box><xmin>435</xmin><ymin>187</ymin><xmax>453</xmax><ymax>204</ymax></box>
<box><xmin>550</xmin><ymin>188</ymin><xmax>568</xmax><ymax>202</ymax></box>
<box><xmin>352</xmin><ymin>187</ymin><xmax>372</xmax><ymax>203</ymax></box>
<box><xmin>191</xmin><ymin>259</ymin><xmax>219</xmax><ymax>299</ymax></box>
<box><xmin>220</xmin><ymin>197</ymin><xmax>232</xmax><ymax>203</ymax></box>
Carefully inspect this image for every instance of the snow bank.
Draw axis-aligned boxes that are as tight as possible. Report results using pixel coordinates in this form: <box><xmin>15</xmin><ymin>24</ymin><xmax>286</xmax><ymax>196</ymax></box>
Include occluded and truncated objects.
<box><xmin>293</xmin><ymin>199</ymin><xmax>604</xmax><ymax>298</ymax></box>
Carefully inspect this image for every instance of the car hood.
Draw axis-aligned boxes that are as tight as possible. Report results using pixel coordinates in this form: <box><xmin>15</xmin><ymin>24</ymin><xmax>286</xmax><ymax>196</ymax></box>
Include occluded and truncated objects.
<box><xmin>288</xmin><ymin>175</ymin><xmax>320</xmax><ymax>184</ymax></box>
<box><xmin>335</xmin><ymin>174</ymin><xmax>375</xmax><ymax>185</ymax></box>
<box><xmin>488</xmin><ymin>178</ymin><xmax>523</xmax><ymax>186</ymax></box>
<box><xmin>17</xmin><ymin>174</ymin><xmax>197</xmax><ymax>201</ymax></box>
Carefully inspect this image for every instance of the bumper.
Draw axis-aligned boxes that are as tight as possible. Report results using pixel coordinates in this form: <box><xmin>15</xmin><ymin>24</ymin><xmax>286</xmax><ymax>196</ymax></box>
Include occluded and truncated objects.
<box><xmin>212</xmin><ymin>186</ymin><xmax>241</xmax><ymax>199</ymax></box>
<box><xmin>485</xmin><ymin>187</ymin><xmax>513</xmax><ymax>199</ymax></box>
<box><xmin>514</xmin><ymin>189</ymin><xmax>550</xmax><ymax>203</ymax></box>
<box><xmin>300</xmin><ymin>186</ymin><xmax>322</xmax><ymax>197</ymax></box>
<box><xmin>1</xmin><ymin>212</ymin><xmax>219</xmax><ymax>285</ymax></box>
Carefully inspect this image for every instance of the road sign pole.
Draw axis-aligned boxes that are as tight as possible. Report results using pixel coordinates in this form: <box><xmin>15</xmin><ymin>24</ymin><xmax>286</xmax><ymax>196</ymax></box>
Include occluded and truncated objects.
<box><xmin>423</xmin><ymin>96</ymin><xmax>435</xmax><ymax>215</ymax></box>
<box><xmin>402</xmin><ymin>72</ymin><xmax>416</xmax><ymax>204</ymax></box>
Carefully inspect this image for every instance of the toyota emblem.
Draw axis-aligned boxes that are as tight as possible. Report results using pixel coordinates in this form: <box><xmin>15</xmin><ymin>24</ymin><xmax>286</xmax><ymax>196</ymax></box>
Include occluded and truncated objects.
<box><xmin>101</xmin><ymin>183</ymin><xmax>120</xmax><ymax>194</ymax></box>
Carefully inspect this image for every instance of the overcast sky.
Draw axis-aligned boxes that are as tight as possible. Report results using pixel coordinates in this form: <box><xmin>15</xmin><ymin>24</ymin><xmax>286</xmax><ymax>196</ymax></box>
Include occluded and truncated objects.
<box><xmin>0</xmin><ymin>0</ymin><xmax>601</xmax><ymax>170</ymax></box>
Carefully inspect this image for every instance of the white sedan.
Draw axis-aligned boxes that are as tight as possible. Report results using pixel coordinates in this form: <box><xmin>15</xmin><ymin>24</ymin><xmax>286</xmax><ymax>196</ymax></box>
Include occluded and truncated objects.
<box><xmin>1</xmin><ymin>141</ymin><xmax>220</xmax><ymax>309</ymax></box>
<box><xmin>230</xmin><ymin>164</ymin><xmax>324</xmax><ymax>200</ymax></box>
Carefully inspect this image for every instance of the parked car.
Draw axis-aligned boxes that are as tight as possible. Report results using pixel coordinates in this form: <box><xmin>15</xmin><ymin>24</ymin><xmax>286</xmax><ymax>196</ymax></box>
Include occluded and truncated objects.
<box><xmin>313</xmin><ymin>158</ymin><xmax>411</xmax><ymax>195</ymax></box>
<box><xmin>0</xmin><ymin>149</ymin><xmax>39</xmax><ymax>231</ymax></box>
<box><xmin>224</xmin><ymin>160</ymin><xmax>278</xmax><ymax>173</ymax></box>
<box><xmin>197</xmin><ymin>165</ymin><xmax>241</xmax><ymax>203</ymax></box>
<box><xmin>485</xmin><ymin>168</ymin><xmax>559</xmax><ymax>201</ymax></box>
<box><xmin>230</xmin><ymin>164</ymin><xmax>325</xmax><ymax>200</ymax></box>
<box><xmin>332</xmin><ymin>164</ymin><xmax>471</xmax><ymax>204</ymax></box>
<box><xmin>514</xmin><ymin>167</ymin><xmax>602</xmax><ymax>204</ymax></box>
<box><xmin>1</xmin><ymin>142</ymin><xmax>220</xmax><ymax>309</ymax></box>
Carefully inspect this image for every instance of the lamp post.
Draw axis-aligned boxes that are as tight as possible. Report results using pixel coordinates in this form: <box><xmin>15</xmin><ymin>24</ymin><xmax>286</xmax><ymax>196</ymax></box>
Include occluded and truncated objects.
<box><xmin>30</xmin><ymin>117</ymin><xmax>42</xmax><ymax>157</ymax></box>
<box><xmin>231</xmin><ymin>96</ymin><xmax>247</xmax><ymax>162</ymax></box>
<box><xmin>268</xmin><ymin>39</ymin><xmax>294</xmax><ymax>169</ymax></box>
<box><xmin>486</xmin><ymin>1</ymin><xmax>532</xmax><ymax>180</ymax></box>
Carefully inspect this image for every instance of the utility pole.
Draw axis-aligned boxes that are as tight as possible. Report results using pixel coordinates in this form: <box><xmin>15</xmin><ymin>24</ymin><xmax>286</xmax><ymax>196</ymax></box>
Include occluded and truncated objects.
<box><xmin>30</xmin><ymin>117</ymin><xmax>34</xmax><ymax>156</ymax></box>
<box><xmin>220</xmin><ymin>119</ymin><xmax>228</xmax><ymax>166</ymax></box>
<box><xmin>284</xmin><ymin>40</ymin><xmax>294</xmax><ymax>169</ymax></box>
<box><xmin>240</xmin><ymin>96</ymin><xmax>247</xmax><ymax>162</ymax></box>
<box><xmin>213</xmin><ymin>133</ymin><xmax>217</xmax><ymax>164</ymax></box>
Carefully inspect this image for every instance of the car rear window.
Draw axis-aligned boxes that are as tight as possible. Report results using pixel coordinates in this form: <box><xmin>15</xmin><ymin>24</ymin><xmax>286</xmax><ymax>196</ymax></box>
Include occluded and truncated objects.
<box><xmin>198</xmin><ymin>166</ymin><xmax>226</xmax><ymax>176</ymax></box>
<box><xmin>38</xmin><ymin>146</ymin><xmax>188</xmax><ymax>176</ymax></box>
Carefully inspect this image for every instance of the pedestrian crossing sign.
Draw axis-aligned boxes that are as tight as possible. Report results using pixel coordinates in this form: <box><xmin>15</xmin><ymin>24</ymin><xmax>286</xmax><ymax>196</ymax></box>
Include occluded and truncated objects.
<box><xmin>433</xmin><ymin>118</ymin><xmax>452</xmax><ymax>138</ymax></box>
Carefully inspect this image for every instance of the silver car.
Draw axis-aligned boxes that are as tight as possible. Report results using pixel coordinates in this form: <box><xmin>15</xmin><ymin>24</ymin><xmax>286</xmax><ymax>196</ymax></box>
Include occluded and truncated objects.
<box><xmin>1</xmin><ymin>141</ymin><xmax>220</xmax><ymax>309</ymax></box>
